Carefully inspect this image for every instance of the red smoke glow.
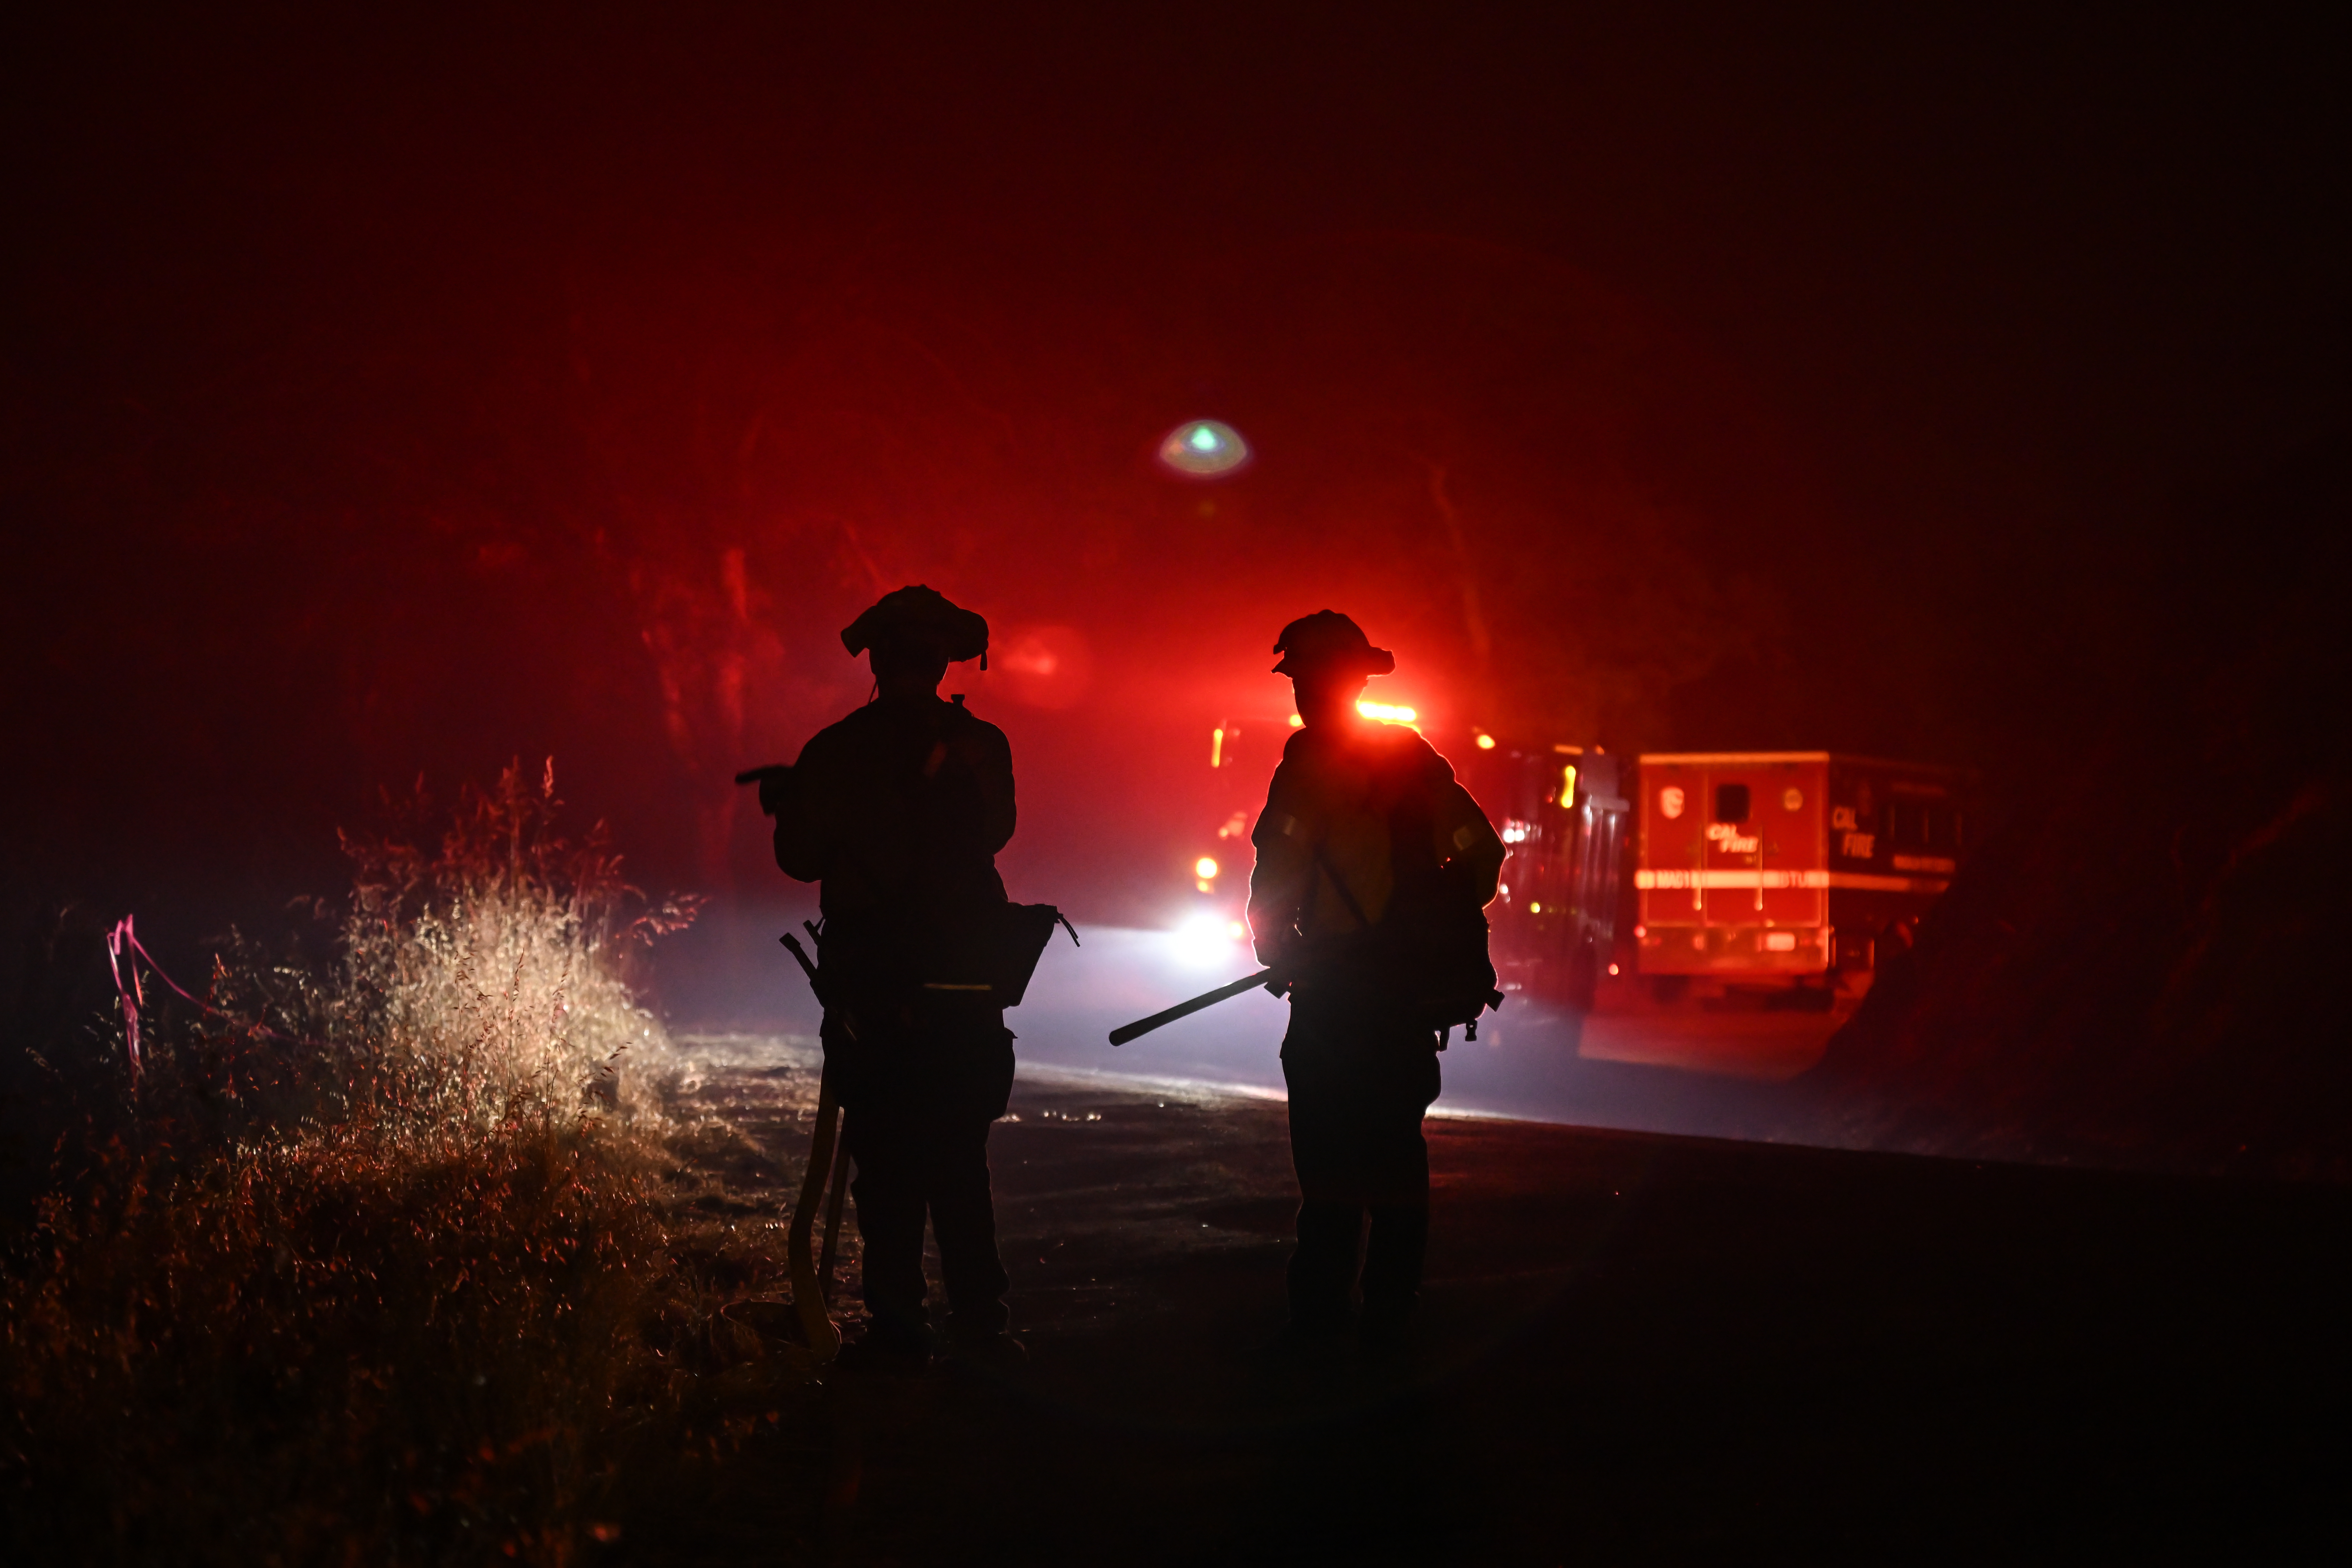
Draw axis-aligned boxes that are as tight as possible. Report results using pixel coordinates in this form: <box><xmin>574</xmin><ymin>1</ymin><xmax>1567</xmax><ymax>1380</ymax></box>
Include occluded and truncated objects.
<box><xmin>6</xmin><ymin>7</ymin><xmax>2339</xmax><ymax>1043</ymax></box>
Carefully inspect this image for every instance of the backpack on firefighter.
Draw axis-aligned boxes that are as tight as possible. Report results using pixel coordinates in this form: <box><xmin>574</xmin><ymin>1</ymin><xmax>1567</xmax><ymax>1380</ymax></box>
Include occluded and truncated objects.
<box><xmin>1304</xmin><ymin>743</ymin><xmax>1503</xmax><ymax>1042</ymax></box>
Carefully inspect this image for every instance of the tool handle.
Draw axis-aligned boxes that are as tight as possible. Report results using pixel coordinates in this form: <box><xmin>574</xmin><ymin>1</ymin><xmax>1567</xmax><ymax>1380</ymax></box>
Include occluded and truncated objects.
<box><xmin>1109</xmin><ymin>967</ymin><xmax>1281</xmax><ymax>1046</ymax></box>
<box><xmin>789</xmin><ymin>1076</ymin><xmax>844</xmax><ymax>1362</ymax></box>
<box><xmin>817</xmin><ymin>1130</ymin><xmax>851</xmax><ymax>1305</ymax></box>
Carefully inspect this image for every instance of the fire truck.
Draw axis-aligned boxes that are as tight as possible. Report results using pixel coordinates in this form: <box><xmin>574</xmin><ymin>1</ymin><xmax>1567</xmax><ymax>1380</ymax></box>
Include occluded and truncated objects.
<box><xmin>1456</xmin><ymin>738</ymin><xmax>1632</xmax><ymax>1012</ymax></box>
<box><xmin>1182</xmin><ymin>726</ymin><xmax>1962</xmax><ymax>1022</ymax></box>
<box><xmin>1632</xmin><ymin>752</ymin><xmax>1967</xmax><ymax>1000</ymax></box>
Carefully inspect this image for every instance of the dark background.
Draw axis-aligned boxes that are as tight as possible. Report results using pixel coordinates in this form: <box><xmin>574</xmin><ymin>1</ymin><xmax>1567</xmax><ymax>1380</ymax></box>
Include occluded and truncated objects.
<box><xmin>5</xmin><ymin>3</ymin><xmax>2343</xmax><ymax>1016</ymax></box>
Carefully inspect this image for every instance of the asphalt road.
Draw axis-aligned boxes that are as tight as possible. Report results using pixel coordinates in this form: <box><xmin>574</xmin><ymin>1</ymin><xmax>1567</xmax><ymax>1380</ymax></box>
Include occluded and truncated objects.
<box><xmin>985</xmin><ymin>925</ymin><xmax>1842</xmax><ymax>1136</ymax></box>
<box><xmin>640</xmin><ymin>1045</ymin><xmax>2350</xmax><ymax>1564</ymax></box>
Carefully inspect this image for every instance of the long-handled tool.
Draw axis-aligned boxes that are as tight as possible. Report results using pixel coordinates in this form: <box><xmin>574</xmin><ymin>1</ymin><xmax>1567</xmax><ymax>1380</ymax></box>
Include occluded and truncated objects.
<box><xmin>816</xmin><ymin>1122</ymin><xmax>851</xmax><ymax>1301</ymax></box>
<box><xmin>787</xmin><ymin>1071</ymin><xmax>845</xmax><ymax>1360</ymax></box>
<box><xmin>1109</xmin><ymin>966</ymin><xmax>1286</xmax><ymax>1046</ymax></box>
<box><xmin>779</xmin><ymin>927</ymin><xmax>847</xmax><ymax>1361</ymax></box>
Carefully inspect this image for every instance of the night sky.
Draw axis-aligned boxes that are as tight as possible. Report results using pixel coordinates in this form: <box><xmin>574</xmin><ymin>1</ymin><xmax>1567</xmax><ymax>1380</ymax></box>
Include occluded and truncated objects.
<box><xmin>6</xmin><ymin>5</ymin><xmax>2343</xmax><ymax>996</ymax></box>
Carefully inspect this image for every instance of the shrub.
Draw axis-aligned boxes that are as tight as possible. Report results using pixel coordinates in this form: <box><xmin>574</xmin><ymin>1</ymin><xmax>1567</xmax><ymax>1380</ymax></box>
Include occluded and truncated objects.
<box><xmin>1</xmin><ymin>763</ymin><xmax>749</xmax><ymax>1565</ymax></box>
<box><xmin>332</xmin><ymin>757</ymin><xmax>698</xmax><ymax>1134</ymax></box>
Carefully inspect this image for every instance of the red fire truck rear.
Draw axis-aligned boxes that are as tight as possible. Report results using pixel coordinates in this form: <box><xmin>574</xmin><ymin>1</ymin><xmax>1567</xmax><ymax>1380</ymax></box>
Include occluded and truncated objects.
<box><xmin>1632</xmin><ymin>752</ymin><xmax>1966</xmax><ymax>999</ymax></box>
<box><xmin>1180</xmin><ymin>699</ymin><xmax>1964</xmax><ymax>1016</ymax></box>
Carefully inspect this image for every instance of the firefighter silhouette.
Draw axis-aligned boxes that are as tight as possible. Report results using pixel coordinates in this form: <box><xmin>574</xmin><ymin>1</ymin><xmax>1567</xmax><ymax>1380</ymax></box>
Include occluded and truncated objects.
<box><xmin>765</xmin><ymin>585</ymin><xmax>1023</xmax><ymax>1369</ymax></box>
<box><xmin>1245</xmin><ymin>611</ymin><xmax>1506</xmax><ymax>1346</ymax></box>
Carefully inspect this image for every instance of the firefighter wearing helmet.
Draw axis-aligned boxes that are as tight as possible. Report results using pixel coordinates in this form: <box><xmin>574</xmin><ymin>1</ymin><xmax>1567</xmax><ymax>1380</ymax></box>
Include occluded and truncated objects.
<box><xmin>764</xmin><ymin>585</ymin><xmax>1023</xmax><ymax>1370</ymax></box>
<box><xmin>1246</xmin><ymin>611</ymin><xmax>1506</xmax><ymax>1350</ymax></box>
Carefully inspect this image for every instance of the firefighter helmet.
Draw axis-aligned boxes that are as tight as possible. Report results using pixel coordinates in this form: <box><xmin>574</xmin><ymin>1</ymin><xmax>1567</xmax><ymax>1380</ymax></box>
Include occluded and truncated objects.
<box><xmin>1271</xmin><ymin>610</ymin><xmax>1395</xmax><ymax>677</ymax></box>
<box><xmin>840</xmin><ymin>585</ymin><xmax>990</xmax><ymax>666</ymax></box>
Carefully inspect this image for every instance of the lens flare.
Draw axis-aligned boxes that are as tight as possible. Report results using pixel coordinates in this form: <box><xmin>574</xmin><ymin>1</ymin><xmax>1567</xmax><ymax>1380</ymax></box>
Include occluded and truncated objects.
<box><xmin>1357</xmin><ymin>700</ymin><xmax>1418</xmax><ymax>723</ymax></box>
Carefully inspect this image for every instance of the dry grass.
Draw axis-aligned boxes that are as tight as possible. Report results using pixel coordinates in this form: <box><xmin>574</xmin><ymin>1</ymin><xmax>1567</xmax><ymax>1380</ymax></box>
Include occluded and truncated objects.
<box><xmin>1</xmin><ymin>764</ymin><xmax>798</xmax><ymax>1564</ymax></box>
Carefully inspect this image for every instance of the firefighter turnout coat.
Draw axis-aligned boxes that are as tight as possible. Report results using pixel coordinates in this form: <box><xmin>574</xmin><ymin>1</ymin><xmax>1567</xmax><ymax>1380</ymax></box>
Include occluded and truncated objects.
<box><xmin>1246</xmin><ymin>720</ymin><xmax>1505</xmax><ymax>973</ymax></box>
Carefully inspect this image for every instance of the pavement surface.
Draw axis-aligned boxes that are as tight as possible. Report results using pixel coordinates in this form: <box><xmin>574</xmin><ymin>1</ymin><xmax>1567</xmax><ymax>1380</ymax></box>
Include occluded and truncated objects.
<box><xmin>953</xmin><ymin>925</ymin><xmax>1846</xmax><ymax>1134</ymax></box>
<box><xmin>637</xmin><ymin>1040</ymin><xmax>2351</xmax><ymax>1564</ymax></box>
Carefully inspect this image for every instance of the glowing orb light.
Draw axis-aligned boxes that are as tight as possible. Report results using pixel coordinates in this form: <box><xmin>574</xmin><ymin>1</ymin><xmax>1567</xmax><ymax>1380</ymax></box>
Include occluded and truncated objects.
<box><xmin>1158</xmin><ymin>419</ymin><xmax>1251</xmax><ymax>477</ymax></box>
<box><xmin>1474</xmin><ymin>732</ymin><xmax>1497</xmax><ymax>750</ymax></box>
<box><xmin>1194</xmin><ymin>856</ymin><xmax>1219</xmax><ymax>880</ymax></box>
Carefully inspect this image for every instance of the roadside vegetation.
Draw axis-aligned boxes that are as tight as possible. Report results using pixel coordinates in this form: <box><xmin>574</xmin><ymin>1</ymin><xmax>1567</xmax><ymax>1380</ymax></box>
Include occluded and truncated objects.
<box><xmin>1</xmin><ymin>764</ymin><xmax>803</xmax><ymax>1564</ymax></box>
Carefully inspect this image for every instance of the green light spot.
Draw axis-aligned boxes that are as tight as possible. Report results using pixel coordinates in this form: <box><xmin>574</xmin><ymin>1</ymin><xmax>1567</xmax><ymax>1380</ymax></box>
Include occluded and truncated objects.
<box><xmin>1158</xmin><ymin>418</ymin><xmax>1250</xmax><ymax>477</ymax></box>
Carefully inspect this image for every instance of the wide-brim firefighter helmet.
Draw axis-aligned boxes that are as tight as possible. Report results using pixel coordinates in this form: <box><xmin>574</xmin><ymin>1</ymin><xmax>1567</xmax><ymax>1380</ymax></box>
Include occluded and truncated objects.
<box><xmin>840</xmin><ymin>585</ymin><xmax>990</xmax><ymax>666</ymax></box>
<box><xmin>1271</xmin><ymin>609</ymin><xmax>1395</xmax><ymax>677</ymax></box>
